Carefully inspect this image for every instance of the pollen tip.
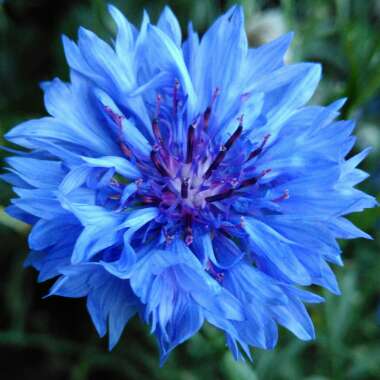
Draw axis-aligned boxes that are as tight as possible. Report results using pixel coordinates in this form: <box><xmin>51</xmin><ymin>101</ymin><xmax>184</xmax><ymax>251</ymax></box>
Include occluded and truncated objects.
<box><xmin>273</xmin><ymin>189</ymin><xmax>290</xmax><ymax>202</ymax></box>
<box><xmin>185</xmin><ymin>235</ymin><xmax>193</xmax><ymax>246</ymax></box>
<box><xmin>263</xmin><ymin>168</ymin><xmax>272</xmax><ymax>175</ymax></box>
<box><xmin>120</xmin><ymin>143</ymin><xmax>132</xmax><ymax>158</ymax></box>
<box><xmin>164</xmin><ymin>231</ymin><xmax>174</xmax><ymax>244</ymax></box>
<box><xmin>230</xmin><ymin>177</ymin><xmax>239</xmax><ymax>188</ymax></box>
<box><xmin>155</xmin><ymin>94</ymin><xmax>162</xmax><ymax>117</ymax></box>
<box><xmin>151</xmin><ymin>150</ymin><xmax>170</xmax><ymax>177</ymax></box>
<box><xmin>213</xmin><ymin>87</ymin><xmax>221</xmax><ymax>99</ymax></box>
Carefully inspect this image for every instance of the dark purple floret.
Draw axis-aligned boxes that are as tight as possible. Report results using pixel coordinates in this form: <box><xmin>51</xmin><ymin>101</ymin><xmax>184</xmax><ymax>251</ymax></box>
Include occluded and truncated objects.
<box><xmin>150</xmin><ymin>150</ymin><xmax>170</xmax><ymax>177</ymax></box>
<box><xmin>186</xmin><ymin>124</ymin><xmax>195</xmax><ymax>164</ymax></box>
<box><xmin>247</xmin><ymin>134</ymin><xmax>271</xmax><ymax>161</ymax></box>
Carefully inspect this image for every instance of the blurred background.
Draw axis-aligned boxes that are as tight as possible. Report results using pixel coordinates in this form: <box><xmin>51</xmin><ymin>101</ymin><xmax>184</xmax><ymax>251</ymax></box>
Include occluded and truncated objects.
<box><xmin>0</xmin><ymin>0</ymin><xmax>379</xmax><ymax>379</ymax></box>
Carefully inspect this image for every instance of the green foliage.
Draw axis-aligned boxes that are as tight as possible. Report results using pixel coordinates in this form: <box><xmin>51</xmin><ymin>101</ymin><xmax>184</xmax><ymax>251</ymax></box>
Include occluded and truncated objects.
<box><xmin>0</xmin><ymin>0</ymin><xmax>379</xmax><ymax>379</ymax></box>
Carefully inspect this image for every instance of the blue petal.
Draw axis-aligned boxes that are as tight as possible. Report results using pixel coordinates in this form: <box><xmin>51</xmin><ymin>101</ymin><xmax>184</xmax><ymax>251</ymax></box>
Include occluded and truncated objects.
<box><xmin>244</xmin><ymin>32</ymin><xmax>293</xmax><ymax>82</ymax></box>
<box><xmin>191</xmin><ymin>232</ymin><xmax>217</xmax><ymax>266</ymax></box>
<box><xmin>182</xmin><ymin>22</ymin><xmax>199</xmax><ymax>79</ymax></box>
<box><xmin>108</xmin><ymin>282</ymin><xmax>138</xmax><ymax>349</ymax></box>
<box><xmin>71</xmin><ymin>224</ymin><xmax>121</xmax><ymax>263</ymax></box>
<box><xmin>244</xmin><ymin>217</ymin><xmax>312</xmax><ymax>285</ymax></box>
<box><xmin>4</xmin><ymin>117</ymin><xmax>73</xmax><ymax>148</ymax></box>
<box><xmin>81</xmin><ymin>155</ymin><xmax>141</xmax><ymax>180</ymax></box>
<box><xmin>119</xmin><ymin>182</ymin><xmax>138</xmax><ymax>207</ymax></box>
<box><xmin>108</xmin><ymin>4</ymin><xmax>136</xmax><ymax>57</ymax></box>
<box><xmin>61</xmin><ymin>201</ymin><xmax>123</xmax><ymax>226</ymax></box>
<box><xmin>25</xmin><ymin>244</ymin><xmax>72</xmax><ymax>282</ymax></box>
<box><xmin>157</xmin><ymin>6</ymin><xmax>182</xmax><ymax>47</ymax></box>
<box><xmin>327</xmin><ymin>217</ymin><xmax>372</xmax><ymax>240</ymax></box>
<box><xmin>101</xmin><ymin>232</ymin><xmax>137</xmax><ymax>279</ymax></box>
<box><xmin>94</xmin><ymin>88</ymin><xmax>152</xmax><ymax>157</ymax></box>
<box><xmin>272</xmin><ymin>296</ymin><xmax>315</xmax><ymax>340</ymax></box>
<box><xmin>5</xmin><ymin>157</ymin><xmax>64</xmax><ymax>188</ymax></box>
<box><xmin>62</xmin><ymin>35</ymin><xmax>103</xmax><ymax>85</ymax></box>
<box><xmin>192</xmin><ymin>6</ymin><xmax>247</xmax><ymax>115</ymax></box>
<box><xmin>28</xmin><ymin>216</ymin><xmax>78</xmax><ymax>251</ymax></box>
<box><xmin>12</xmin><ymin>193</ymin><xmax>65</xmax><ymax>220</ymax></box>
<box><xmin>59</xmin><ymin>165</ymin><xmax>94</xmax><ymax>194</ymax></box>
<box><xmin>5</xmin><ymin>205</ymin><xmax>37</xmax><ymax>225</ymax></box>
<box><xmin>42</xmin><ymin>77</ymin><xmax>120</xmax><ymax>155</ymax></box>
<box><xmin>77</xmin><ymin>27</ymin><xmax>133</xmax><ymax>90</ymax></box>
<box><xmin>212</xmin><ymin>234</ymin><xmax>244</xmax><ymax>269</ymax></box>
<box><xmin>140</xmin><ymin>24</ymin><xmax>197</xmax><ymax>116</ymax></box>
<box><xmin>119</xmin><ymin>207</ymin><xmax>159</xmax><ymax>229</ymax></box>
<box><xmin>254</xmin><ymin>63</ymin><xmax>322</xmax><ymax>133</ymax></box>
<box><xmin>0</xmin><ymin>173</ymin><xmax>31</xmax><ymax>188</ymax></box>
<box><xmin>48</xmin><ymin>263</ymin><xmax>138</xmax><ymax>348</ymax></box>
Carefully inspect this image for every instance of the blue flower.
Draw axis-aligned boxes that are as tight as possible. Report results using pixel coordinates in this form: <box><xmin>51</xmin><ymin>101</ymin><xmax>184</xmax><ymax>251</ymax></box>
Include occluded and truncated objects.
<box><xmin>2</xmin><ymin>5</ymin><xmax>376</xmax><ymax>363</ymax></box>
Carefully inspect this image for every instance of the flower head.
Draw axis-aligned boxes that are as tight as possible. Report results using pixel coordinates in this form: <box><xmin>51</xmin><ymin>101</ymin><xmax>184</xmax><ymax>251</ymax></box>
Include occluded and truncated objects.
<box><xmin>2</xmin><ymin>5</ymin><xmax>376</xmax><ymax>363</ymax></box>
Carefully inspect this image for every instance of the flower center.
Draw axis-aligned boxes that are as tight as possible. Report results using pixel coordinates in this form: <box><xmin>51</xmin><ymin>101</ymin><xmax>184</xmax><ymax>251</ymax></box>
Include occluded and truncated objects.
<box><xmin>104</xmin><ymin>82</ymin><xmax>279</xmax><ymax>246</ymax></box>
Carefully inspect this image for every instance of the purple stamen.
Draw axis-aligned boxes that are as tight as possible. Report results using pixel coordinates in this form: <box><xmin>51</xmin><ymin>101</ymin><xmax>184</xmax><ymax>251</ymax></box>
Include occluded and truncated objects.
<box><xmin>104</xmin><ymin>106</ymin><xmax>124</xmax><ymax>127</ymax></box>
<box><xmin>238</xmin><ymin>169</ymin><xmax>271</xmax><ymax>189</ymax></box>
<box><xmin>152</xmin><ymin>118</ymin><xmax>163</xmax><ymax>144</ymax></box>
<box><xmin>137</xmin><ymin>89</ymin><xmax>272</xmax><ymax>246</ymax></box>
<box><xmin>205</xmin><ymin>189</ymin><xmax>234</xmax><ymax>203</ymax></box>
<box><xmin>224</xmin><ymin>123</ymin><xmax>243</xmax><ymax>150</ymax></box>
<box><xmin>173</xmin><ymin>79</ymin><xmax>180</xmax><ymax>116</ymax></box>
<box><xmin>204</xmin><ymin>124</ymin><xmax>243</xmax><ymax>179</ymax></box>
<box><xmin>205</xmin><ymin>168</ymin><xmax>271</xmax><ymax>204</ymax></box>
<box><xmin>140</xmin><ymin>195</ymin><xmax>160</xmax><ymax>204</ymax></box>
<box><xmin>150</xmin><ymin>151</ymin><xmax>170</xmax><ymax>177</ymax></box>
<box><xmin>120</xmin><ymin>143</ymin><xmax>132</xmax><ymax>158</ymax></box>
<box><xmin>206</xmin><ymin>261</ymin><xmax>224</xmax><ymax>282</ymax></box>
<box><xmin>184</xmin><ymin>214</ymin><xmax>193</xmax><ymax>245</ymax></box>
<box><xmin>186</xmin><ymin>123</ymin><xmax>196</xmax><ymax>164</ymax></box>
<box><xmin>203</xmin><ymin>88</ymin><xmax>220</xmax><ymax>129</ymax></box>
<box><xmin>273</xmin><ymin>189</ymin><xmax>289</xmax><ymax>202</ymax></box>
<box><xmin>155</xmin><ymin>94</ymin><xmax>162</xmax><ymax>118</ymax></box>
<box><xmin>248</xmin><ymin>134</ymin><xmax>270</xmax><ymax>161</ymax></box>
<box><xmin>203</xmin><ymin>106</ymin><xmax>211</xmax><ymax>129</ymax></box>
<box><xmin>181</xmin><ymin>178</ymin><xmax>189</xmax><ymax>199</ymax></box>
<box><xmin>104</xmin><ymin>106</ymin><xmax>135</xmax><ymax>159</ymax></box>
<box><xmin>203</xmin><ymin>147</ymin><xmax>227</xmax><ymax>179</ymax></box>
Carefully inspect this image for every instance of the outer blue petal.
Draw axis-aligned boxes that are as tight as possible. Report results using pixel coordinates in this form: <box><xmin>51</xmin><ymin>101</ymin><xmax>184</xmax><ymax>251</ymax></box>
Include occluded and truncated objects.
<box><xmin>108</xmin><ymin>4</ymin><xmax>136</xmax><ymax>58</ymax></box>
<box><xmin>244</xmin><ymin>217</ymin><xmax>312</xmax><ymax>285</ymax></box>
<box><xmin>157</xmin><ymin>6</ymin><xmax>182</xmax><ymax>47</ymax></box>
<box><xmin>82</xmin><ymin>156</ymin><xmax>141</xmax><ymax>180</ymax></box>
<box><xmin>192</xmin><ymin>6</ymin><xmax>247</xmax><ymax>115</ymax></box>
<box><xmin>244</xmin><ymin>32</ymin><xmax>293</xmax><ymax>82</ymax></box>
